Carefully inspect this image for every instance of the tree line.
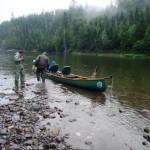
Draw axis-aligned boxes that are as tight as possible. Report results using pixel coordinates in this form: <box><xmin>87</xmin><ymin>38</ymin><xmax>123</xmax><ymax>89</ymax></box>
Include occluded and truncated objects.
<box><xmin>0</xmin><ymin>0</ymin><xmax>150</xmax><ymax>55</ymax></box>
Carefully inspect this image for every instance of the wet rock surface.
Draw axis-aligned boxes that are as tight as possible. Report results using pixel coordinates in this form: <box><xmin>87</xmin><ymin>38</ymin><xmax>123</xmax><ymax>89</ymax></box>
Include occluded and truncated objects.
<box><xmin>0</xmin><ymin>76</ymin><xmax>150</xmax><ymax>150</ymax></box>
<box><xmin>0</xmin><ymin>83</ymin><xmax>77</xmax><ymax>150</ymax></box>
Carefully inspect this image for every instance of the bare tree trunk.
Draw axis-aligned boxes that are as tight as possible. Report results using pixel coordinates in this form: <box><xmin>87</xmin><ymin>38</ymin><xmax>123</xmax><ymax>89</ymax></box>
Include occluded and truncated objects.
<box><xmin>63</xmin><ymin>28</ymin><xmax>67</xmax><ymax>54</ymax></box>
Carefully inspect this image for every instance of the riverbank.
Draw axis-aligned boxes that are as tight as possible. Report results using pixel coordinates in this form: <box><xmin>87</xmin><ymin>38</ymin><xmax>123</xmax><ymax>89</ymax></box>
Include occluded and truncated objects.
<box><xmin>0</xmin><ymin>77</ymin><xmax>77</xmax><ymax>149</ymax></box>
<box><xmin>1</xmin><ymin>49</ymin><xmax>150</xmax><ymax>59</ymax></box>
<box><xmin>71</xmin><ymin>52</ymin><xmax>150</xmax><ymax>58</ymax></box>
<box><xmin>0</xmin><ymin>74</ymin><xmax>150</xmax><ymax>150</ymax></box>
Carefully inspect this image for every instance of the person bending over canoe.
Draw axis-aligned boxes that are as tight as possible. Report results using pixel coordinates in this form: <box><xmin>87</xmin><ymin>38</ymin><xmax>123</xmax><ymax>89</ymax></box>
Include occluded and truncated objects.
<box><xmin>35</xmin><ymin>52</ymin><xmax>49</xmax><ymax>83</ymax></box>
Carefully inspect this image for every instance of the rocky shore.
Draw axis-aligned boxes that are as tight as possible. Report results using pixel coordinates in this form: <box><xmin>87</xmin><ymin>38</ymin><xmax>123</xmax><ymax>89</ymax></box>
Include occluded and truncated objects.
<box><xmin>0</xmin><ymin>80</ymin><xmax>78</xmax><ymax>150</ymax></box>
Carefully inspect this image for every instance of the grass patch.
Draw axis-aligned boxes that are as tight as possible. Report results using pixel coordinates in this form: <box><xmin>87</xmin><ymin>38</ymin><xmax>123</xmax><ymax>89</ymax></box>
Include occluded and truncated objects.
<box><xmin>98</xmin><ymin>53</ymin><xmax>146</xmax><ymax>58</ymax></box>
<box><xmin>71</xmin><ymin>52</ymin><xmax>149</xmax><ymax>58</ymax></box>
<box><xmin>71</xmin><ymin>52</ymin><xmax>98</xmax><ymax>56</ymax></box>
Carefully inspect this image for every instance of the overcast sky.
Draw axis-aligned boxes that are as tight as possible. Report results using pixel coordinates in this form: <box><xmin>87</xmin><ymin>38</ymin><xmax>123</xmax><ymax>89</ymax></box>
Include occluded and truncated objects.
<box><xmin>0</xmin><ymin>0</ymin><xmax>115</xmax><ymax>23</ymax></box>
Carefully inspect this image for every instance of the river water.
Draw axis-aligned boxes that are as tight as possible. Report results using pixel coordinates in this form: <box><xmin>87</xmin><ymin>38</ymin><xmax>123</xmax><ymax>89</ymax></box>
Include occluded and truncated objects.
<box><xmin>0</xmin><ymin>50</ymin><xmax>150</xmax><ymax>150</ymax></box>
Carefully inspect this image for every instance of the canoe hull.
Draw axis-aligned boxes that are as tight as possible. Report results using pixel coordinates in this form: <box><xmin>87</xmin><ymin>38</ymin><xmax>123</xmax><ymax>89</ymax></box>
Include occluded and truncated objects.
<box><xmin>46</xmin><ymin>73</ymin><xmax>107</xmax><ymax>92</ymax></box>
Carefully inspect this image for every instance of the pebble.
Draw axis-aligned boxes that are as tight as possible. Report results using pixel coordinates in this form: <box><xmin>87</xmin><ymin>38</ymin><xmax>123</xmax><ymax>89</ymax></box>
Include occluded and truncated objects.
<box><xmin>85</xmin><ymin>141</ymin><xmax>92</xmax><ymax>145</ymax></box>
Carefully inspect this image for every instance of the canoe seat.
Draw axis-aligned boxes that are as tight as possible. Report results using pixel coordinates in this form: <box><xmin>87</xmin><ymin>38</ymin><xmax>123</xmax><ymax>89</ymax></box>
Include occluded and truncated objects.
<box><xmin>62</xmin><ymin>66</ymin><xmax>71</xmax><ymax>75</ymax></box>
<box><xmin>49</xmin><ymin>64</ymin><xmax>59</xmax><ymax>73</ymax></box>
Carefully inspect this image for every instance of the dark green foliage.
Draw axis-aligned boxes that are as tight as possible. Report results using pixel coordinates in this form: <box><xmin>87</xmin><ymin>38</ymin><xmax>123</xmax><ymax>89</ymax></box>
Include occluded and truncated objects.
<box><xmin>0</xmin><ymin>0</ymin><xmax>149</xmax><ymax>55</ymax></box>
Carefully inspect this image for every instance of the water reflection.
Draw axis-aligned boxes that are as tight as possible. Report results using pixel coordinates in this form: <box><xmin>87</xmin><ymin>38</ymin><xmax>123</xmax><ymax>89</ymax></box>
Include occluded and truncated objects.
<box><xmin>90</xmin><ymin>93</ymin><xmax>106</xmax><ymax>107</ymax></box>
<box><xmin>54</xmin><ymin>81</ymin><xmax>106</xmax><ymax>106</ymax></box>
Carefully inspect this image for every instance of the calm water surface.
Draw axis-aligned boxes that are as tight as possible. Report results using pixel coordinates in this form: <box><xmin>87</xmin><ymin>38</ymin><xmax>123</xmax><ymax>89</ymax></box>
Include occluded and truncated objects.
<box><xmin>1</xmin><ymin>51</ymin><xmax>149</xmax><ymax>109</ymax></box>
<box><xmin>0</xmin><ymin>51</ymin><xmax>150</xmax><ymax>150</ymax></box>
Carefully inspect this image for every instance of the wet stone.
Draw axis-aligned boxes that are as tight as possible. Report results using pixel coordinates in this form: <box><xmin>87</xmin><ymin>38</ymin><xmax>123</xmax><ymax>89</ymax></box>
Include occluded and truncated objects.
<box><xmin>75</xmin><ymin>102</ymin><xmax>79</xmax><ymax>105</ymax></box>
<box><xmin>38</xmin><ymin>144</ymin><xmax>44</xmax><ymax>150</ymax></box>
<box><xmin>33</xmin><ymin>106</ymin><xmax>41</xmax><ymax>112</ymax></box>
<box><xmin>12</xmin><ymin>114</ymin><xmax>20</xmax><ymax>123</ymax></box>
<box><xmin>26</xmin><ymin>146</ymin><xmax>32</xmax><ymax>150</ymax></box>
<box><xmin>5</xmin><ymin>116</ymin><xmax>12</xmax><ymax>123</ymax></box>
<box><xmin>58</xmin><ymin>112</ymin><xmax>68</xmax><ymax>118</ymax></box>
<box><xmin>47</xmin><ymin>122</ymin><xmax>51</xmax><ymax>125</ymax></box>
<box><xmin>142</xmin><ymin>141</ymin><xmax>148</xmax><ymax>146</ymax></box>
<box><xmin>55</xmin><ymin>137</ymin><xmax>62</xmax><ymax>143</ymax></box>
<box><xmin>144</xmin><ymin>127</ymin><xmax>150</xmax><ymax>133</ymax></box>
<box><xmin>51</xmin><ymin>128</ymin><xmax>60</xmax><ymax>136</ymax></box>
<box><xmin>64</xmin><ymin>133</ymin><xmax>70</xmax><ymax>139</ymax></box>
<box><xmin>0</xmin><ymin>92</ymin><xmax>5</xmax><ymax>97</ymax></box>
<box><xmin>107</xmin><ymin>112</ymin><xmax>116</xmax><ymax>117</ymax></box>
<box><xmin>69</xmin><ymin>118</ymin><xmax>77</xmax><ymax>122</ymax></box>
<box><xmin>39</xmin><ymin>125</ymin><xmax>46</xmax><ymax>130</ymax></box>
<box><xmin>18</xmin><ymin>92</ymin><xmax>24</xmax><ymax>98</ymax></box>
<box><xmin>7</xmin><ymin>125</ymin><xmax>14</xmax><ymax>129</ymax></box>
<box><xmin>43</xmin><ymin>96</ymin><xmax>48</xmax><ymax>99</ymax></box>
<box><xmin>49</xmin><ymin>143</ymin><xmax>57</xmax><ymax>149</ymax></box>
<box><xmin>24</xmin><ymin>140</ymin><xmax>33</xmax><ymax>145</ymax></box>
<box><xmin>43</xmin><ymin>143</ymin><xmax>57</xmax><ymax>149</ymax></box>
<box><xmin>43</xmin><ymin>111</ymin><xmax>50</xmax><ymax>118</ymax></box>
<box><xmin>9</xmin><ymin>95</ymin><xmax>19</xmax><ymax>100</ymax></box>
<box><xmin>49</xmin><ymin>114</ymin><xmax>56</xmax><ymax>118</ymax></box>
<box><xmin>0</xmin><ymin>117</ymin><xmax>3</xmax><ymax>122</ymax></box>
<box><xmin>32</xmin><ymin>139</ymin><xmax>39</xmax><ymax>145</ymax></box>
<box><xmin>88</xmin><ymin>112</ymin><xmax>93</xmax><ymax>116</ymax></box>
<box><xmin>19</xmin><ymin>111</ymin><xmax>26</xmax><ymax>116</ymax></box>
<box><xmin>15</xmin><ymin>127</ymin><xmax>24</xmax><ymax>134</ymax></box>
<box><xmin>8</xmin><ymin>106</ymin><xmax>17</xmax><ymax>112</ymax></box>
<box><xmin>55</xmin><ymin>100</ymin><xmax>62</xmax><ymax>103</ymax></box>
<box><xmin>66</xmin><ymin>99</ymin><xmax>72</xmax><ymax>103</ymax></box>
<box><xmin>26</xmin><ymin>83</ymin><xmax>34</xmax><ymax>86</ymax></box>
<box><xmin>119</xmin><ymin>108</ymin><xmax>123</xmax><ymax>113</ymax></box>
<box><xmin>30</xmin><ymin>115</ymin><xmax>39</xmax><ymax>122</ymax></box>
<box><xmin>85</xmin><ymin>141</ymin><xmax>92</xmax><ymax>145</ymax></box>
<box><xmin>42</xmin><ymin>105</ymin><xmax>50</xmax><ymax>110</ymax></box>
<box><xmin>143</xmin><ymin>133</ymin><xmax>150</xmax><ymax>142</ymax></box>
<box><xmin>139</xmin><ymin>109</ymin><xmax>150</xmax><ymax>120</ymax></box>
<box><xmin>33</xmin><ymin>90</ymin><xmax>41</xmax><ymax>94</ymax></box>
<box><xmin>8</xmin><ymin>144</ymin><xmax>21</xmax><ymax>150</ymax></box>
<box><xmin>0</xmin><ymin>128</ymin><xmax>7</xmax><ymax>135</ymax></box>
<box><xmin>25</xmin><ymin>134</ymin><xmax>32</xmax><ymax>138</ymax></box>
<box><xmin>0</xmin><ymin>139</ymin><xmax>6</xmax><ymax>144</ymax></box>
<box><xmin>49</xmin><ymin>108</ymin><xmax>56</xmax><ymax>113</ymax></box>
<box><xmin>14</xmin><ymin>135</ymin><xmax>23</xmax><ymax>142</ymax></box>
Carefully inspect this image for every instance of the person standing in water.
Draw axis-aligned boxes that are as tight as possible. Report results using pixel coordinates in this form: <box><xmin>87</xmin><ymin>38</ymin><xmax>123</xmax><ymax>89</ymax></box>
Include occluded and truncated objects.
<box><xmin>35</xmin><ymin>52</ymin><xmax>49</xmax><ymax>83</ymax></box>
<box><xmin>14</xmin><ymin>50</ymin><xmax>25</xmax><ymax>91</ymax></box>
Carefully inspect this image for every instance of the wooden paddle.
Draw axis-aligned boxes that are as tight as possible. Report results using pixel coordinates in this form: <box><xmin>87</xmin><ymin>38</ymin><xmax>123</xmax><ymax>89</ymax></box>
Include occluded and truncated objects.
<box><xmin>90</xmin><ymin>66</ymin><xmax>98</xmax><ymax>79</ymax></box>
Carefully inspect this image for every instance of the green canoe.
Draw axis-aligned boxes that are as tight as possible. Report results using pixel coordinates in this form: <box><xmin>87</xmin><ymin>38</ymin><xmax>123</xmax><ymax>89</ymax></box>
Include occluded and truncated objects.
<box><xmin>46</xmin><ymin>65</ymin><xmax>112</xmax><ymax>92</ymax></box>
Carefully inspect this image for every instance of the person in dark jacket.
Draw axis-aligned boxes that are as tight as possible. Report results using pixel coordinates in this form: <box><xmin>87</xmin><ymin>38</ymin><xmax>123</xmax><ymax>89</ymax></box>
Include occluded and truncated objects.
<box><xmin>35</xmin><ymin>52</ymin><xmax>49</xmax><ymax>83</ymax></box>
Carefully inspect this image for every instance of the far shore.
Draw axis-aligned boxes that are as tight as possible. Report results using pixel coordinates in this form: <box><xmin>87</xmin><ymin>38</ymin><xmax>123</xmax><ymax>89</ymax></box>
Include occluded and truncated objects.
<box><xmin>1</xmin><ymin>50</ymin><xmax>150</xmax><ymax>59</ymax></box>
<box><xmin>71</xmin><ymin>52</ymin><xmax>150</xmax><ymax>58</ymax></box>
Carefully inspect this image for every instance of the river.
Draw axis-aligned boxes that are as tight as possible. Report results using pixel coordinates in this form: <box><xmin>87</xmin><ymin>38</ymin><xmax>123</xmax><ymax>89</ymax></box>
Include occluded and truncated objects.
<box><xmin>0</xmin><ymin>50</ymin><xmax>150</xmax><ymax>150</ymax></box>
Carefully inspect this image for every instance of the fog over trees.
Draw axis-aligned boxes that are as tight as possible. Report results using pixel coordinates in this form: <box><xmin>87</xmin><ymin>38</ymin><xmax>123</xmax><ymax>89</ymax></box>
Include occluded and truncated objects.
<box><xmin>0</xmin><ymin>0</ymin><xmax>150</xmax><ymax>55</ymax></box>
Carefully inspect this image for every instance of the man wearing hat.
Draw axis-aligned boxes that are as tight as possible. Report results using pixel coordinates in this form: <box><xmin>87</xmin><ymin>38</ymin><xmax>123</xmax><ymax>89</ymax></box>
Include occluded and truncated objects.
<box><xmin>14</xmin><ymin>50</ymin><xmax>25</xmax><ymax>91</ymax></box>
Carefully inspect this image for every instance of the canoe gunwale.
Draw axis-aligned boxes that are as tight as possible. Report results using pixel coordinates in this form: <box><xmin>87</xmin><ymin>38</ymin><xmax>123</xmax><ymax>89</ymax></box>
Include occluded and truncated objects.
<box><xmin>47</xmin><ymin>73</ymin><xmax>106</xmax><ymax>81</ymax></box>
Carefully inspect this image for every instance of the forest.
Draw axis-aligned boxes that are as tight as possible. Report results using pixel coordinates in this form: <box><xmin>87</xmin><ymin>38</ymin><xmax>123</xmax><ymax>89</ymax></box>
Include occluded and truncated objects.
<box><xmin>0</xmin><ymin>0</ymin><xmax>150</xmax><ymax>55</ymax></box>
